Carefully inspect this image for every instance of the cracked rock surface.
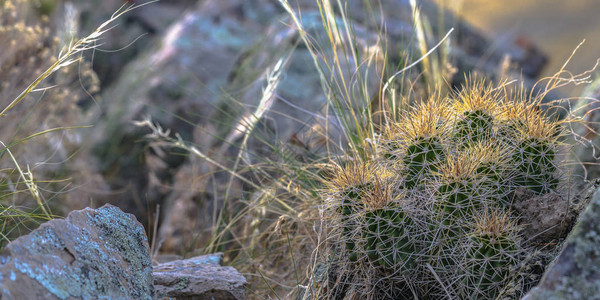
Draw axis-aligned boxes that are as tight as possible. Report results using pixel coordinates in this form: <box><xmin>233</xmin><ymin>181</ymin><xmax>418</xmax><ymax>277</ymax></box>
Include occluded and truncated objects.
<box><xmin>0</xmin><ymin>204</ymin><xmax>155</xmax><ymax>300</ymax></box>
<box><xmin>153</xmin><ymin>253</ymin><xmax>247</xmax><ymax>300</ymax></box>
<box><xmin>0</xmin><ymin>204</ymin><xmax>247</xmax><ymax>299</ymax></box>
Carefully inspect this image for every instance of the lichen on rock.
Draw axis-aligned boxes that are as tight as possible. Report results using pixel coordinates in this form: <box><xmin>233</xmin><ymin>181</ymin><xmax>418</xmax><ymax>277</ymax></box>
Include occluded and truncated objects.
<box><xmin>0</xmin><ymin>204</ymin><xmax>155</xmax><ymax>300</ymax></box>
<box><xmin>523</xmin><ymin>181</ymin><xmax>600</xmax><ymax>300</ymax></box>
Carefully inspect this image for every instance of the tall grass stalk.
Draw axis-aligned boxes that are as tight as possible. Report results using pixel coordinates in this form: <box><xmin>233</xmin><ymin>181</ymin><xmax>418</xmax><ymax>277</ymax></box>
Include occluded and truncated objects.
<box><xmin>0</xmin><ymin>1</ymin><xmax>154</xmax><ymax>247</ymax></box>
<box><xmin>279</xmin><ymin>0</ymin><xmax>454</xmax><ymax>160</ymax></box>
<box><xmin>279</xmin><ymin>0</ymin><xmax>376</xmax><ymax>158</ymax></box>
<box><xmin>0</xmin><ymin>2</ymin><xmax>156</xmax><ymax>118</ymax></box>
<box><xmin>211</xmin><ymin>57</ymin><xmax>290</xmax><ymax>252</ymax></box>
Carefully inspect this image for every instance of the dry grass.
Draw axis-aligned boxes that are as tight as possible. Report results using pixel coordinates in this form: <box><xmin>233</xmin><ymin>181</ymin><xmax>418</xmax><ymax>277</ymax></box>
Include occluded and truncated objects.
<box><xmin>0</xmin><ymin>0</ymin><xmax>154</xmax><ymax>247</ymax></box>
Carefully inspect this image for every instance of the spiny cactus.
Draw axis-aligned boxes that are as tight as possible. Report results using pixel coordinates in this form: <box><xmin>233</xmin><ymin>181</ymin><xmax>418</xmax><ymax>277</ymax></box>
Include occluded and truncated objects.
<box><xmin>433</xmin><ymin>151</ymin><xmax>490</xmax><ymax>236</ymax></box>
<box><xmin>501</xmin><ymin>101</ymin><xmax>562</xmax><ymax>194</ymax></box>
<box><xmin>468</xmin><ymin>141</ymin><xmax>514</xmax><ymax>202</ymax></box>
<box><xmin>453</xmin><ymin>80</ymin><xmax>503</xmax><ymax>144</ymax></box>
<box><xmin>402</xmin><ymin>137</ymin><xmax>445</xmax><ymax>189</ymax></box>
<box><xmin>381</xmin><ymin>100</ymin><xmax>451</xmax><ymax>189</ymax></box>
<box><xmin>461</xmin><ymin>209</ymin><xmax>519</xmax><ymax>300</ymax></box>
<box><xmin>320</xmin><ymin>80</ymin><xmax>575</xmax><ymax>299</ymax></box>
<box><xmin>362</xmin><ymin>189</ymin><xmax>417</xmax><ymax>269</ymax></box>
<box><xmin>327</xmin><ymin>162</ymin><xmax>390</xmax><ymax>262</ymax></box>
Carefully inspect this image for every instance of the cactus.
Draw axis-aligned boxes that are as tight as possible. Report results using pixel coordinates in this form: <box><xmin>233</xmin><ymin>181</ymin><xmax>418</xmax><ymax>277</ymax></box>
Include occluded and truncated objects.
<box><xmin>430</xmin><ymin>150</ymin><xmax>496</xmax><ymax>276</ymax></box>
<box><xmin>381</xmin><ymin>100</ymin><xmax>451</xmax><ymax>189</ymax></box>
<box><xmin>468</xmin><ymin>142</ymin><xmax>514</xmax><ymax>203</ymax></box>
<box><xmin>327</xmin><ymin>162</ymin><xmax>394</xmax><ymax>262</ymax></box>
<box><xmin>456</xmin><ymin>110</ymin><xmax>495</xmax><ymax>143</ymax></box>
<box><xmin>501</xmin><ymin>101</ymin><xmax>562</xmax><ymax>194</ymax></box>
<box><xmin>434</xmin><ymin>152</ymin><xmax>486</xmax><ymax>230</ymax></box>
<box><xmin>362</xmin><ymin>192</ymin><xmax>416</xmax><ymax>269</ymax></box>
<box><xmin>461</xmin><ymin>209</ymin><xmax>519</xmax><ymax>300</ymax></box>
<box><xmin>402</xmin><ymin>136</ymin><xmax>445</xmax><ymax>189</ymax></box>
<box><xmin>320</xmin><ymin>80</ymin><xmax>572</xmax><ymax>299</ymax></box>
<box><xmin>513</xmin><ymin>138</ymin><xmax>559</xmax><ymax>194</ymax></box>
<box><xmin>328</xmin><ymin>162</ymin><xmax>372</xmax><ymax>261</ymax></box>
<box><xmin>453</xmin><ymin>80</ymin><xmax>502</xmax><ymax>144</ymax></box>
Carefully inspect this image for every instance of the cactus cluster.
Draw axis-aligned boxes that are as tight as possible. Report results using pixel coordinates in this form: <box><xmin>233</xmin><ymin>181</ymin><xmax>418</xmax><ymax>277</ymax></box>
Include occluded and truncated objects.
<box><xmin>322</xmin><ymin>81</ymin><xmax>568</xmax><ymax>299</ymax></box>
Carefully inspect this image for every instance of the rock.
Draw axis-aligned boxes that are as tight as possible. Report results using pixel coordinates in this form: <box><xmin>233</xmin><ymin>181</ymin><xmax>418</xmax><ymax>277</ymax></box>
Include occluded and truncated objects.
<box><xmin>90</xmin><ymin>0</ymin><xmax>278</xmax><ymax>227</ymax></box>
<box><xmin>153</xmin><ymin>253</ymin><xmax>247</xmax><ymax>300</ymax></box>
<box><xmin>511</xmin><ymin>188</ymin><xmax>578</xmax><ymax>243</ymax></box>
<box><xmin>74</xmin><ymin>0</ymin><xmax>198</xmax><ymax>88</ymax></box>
<box><xmin>522</xmin><ymin>183</ymin><xmax>600</xmax><ymax>300</ymax></box>
<box><xmin>572</xmin><ymin>76</ymin><xmax>600</xmax><ymax>181</ymax></box>
<box><xmin>0</xmin><ymin>204</ymin><xmax>155</xmax><ymax>299</ymax></box>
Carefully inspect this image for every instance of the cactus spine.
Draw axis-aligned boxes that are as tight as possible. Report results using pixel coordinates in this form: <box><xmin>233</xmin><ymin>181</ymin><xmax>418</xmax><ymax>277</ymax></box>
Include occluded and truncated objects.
<box><xmin>503</xmin><ymin>104</ymin><xmax>562</xmax><ymax>194</ymax></box>
<box><xmin>461</xmin><ymin>209</ymin><xmax>519</xmax><ymax>299</ymax></box>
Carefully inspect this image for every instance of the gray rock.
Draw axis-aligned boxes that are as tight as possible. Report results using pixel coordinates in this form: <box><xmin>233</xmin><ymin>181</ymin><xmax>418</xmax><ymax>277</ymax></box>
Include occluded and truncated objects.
<box><xmin>572</xmin><ymin>77</ymin><xmax>600</xmax><ymax>181</ymax></box>
<box><xmin>522</xmin><ymin>183</ymin><xmax>600</xmax><ymax>300</ymax></box>
<box><xmin>0</xmin><ymin>204</ymin><xmax>155</xmax><ymax>299</ymax></box>
<box><xmin>89</xmin><ymin>0</ymin><xmax>279</xmax><ymax>227</ymax></box>
<box><xmin>74</xmin><ymin>0</ymin><xmax>198</xmax><ymax>88</ymax></box>
<box><xmin>153</xmin><ymin>253</ymin><xmax>246</xmax><ymax>300</ymax></box>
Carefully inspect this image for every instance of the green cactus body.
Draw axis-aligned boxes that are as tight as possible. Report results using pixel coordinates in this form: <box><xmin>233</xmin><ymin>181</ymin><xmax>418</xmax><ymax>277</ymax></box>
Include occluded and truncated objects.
<box><xmin>341</xmin><ymin>183</ymin><xmax>373</xmax><ymax>213</ymax></box>
<box><xmin>339</xmin><ymin>183</ymin><xmax>373</xmax><ymax>261</ymax></box>
<box><xmin>462</xmin><ymin>233</ymin><xmax>517</xmax><ymax>300</ymax></box>
<box><xmin>403</xmin><ymin>137</ymin><xmax>444</xmax><ymax>189</ymax></box>
<box><xmin>436</xmin><ymin>182</ymin><xmax>479</xmax><ymax>228</ymax></box>
<box><xmin>513</xmin><ymin>139</ymin><xmax>558</xmax><ymax>194</ymax></box>
<box><xmin>476</xmin><ymin>163</ymin><xmax>513</xmax><ymax>205</ymax></box>
<box><xmin>456</xmin><ymin>110</ymin><xmax>494</xmax><ymax>144</ymax></box>
<box><xmin>432</xmin><ymin>180</ymin><xmax>482</xmax><ymax>272</ymax></box>
<box><xmin>363</xmin><ymin>207</ymin><xmax>415</xmax><ymax>269</ymax></box>
<box><xmin>382</xmin><ymin>140</ymin><xmax>401</xmax><ymax>160</ymax></box>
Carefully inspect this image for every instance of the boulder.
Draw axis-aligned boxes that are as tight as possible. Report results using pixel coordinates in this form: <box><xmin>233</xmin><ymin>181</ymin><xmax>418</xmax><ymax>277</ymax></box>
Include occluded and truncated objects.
<box><xmin>73</xmin><ymin>0</ymin><xmax>199</xmax><ymax>88</ymax></box>
<box><xmin>153</xmin><ymin>253</ymin><xmax>247</xmax><ymax>300</ymax></box>
<box><xmin>0</xmin><ymin>204</ymin><xmax>248</xmax><ymax>299</ymax></box>
<box><xmin>523</xmin><ymin>181</ymin><xmax>600</xmax><ymax>300</ymax></box>
<box><xmin>0</xmin><ymin>204</ymin><xmax>155</xmax><ymax>299</ymax></box>
<box><xmin>572</xmin><ymin>77</ymin><xmax>600</xmax><ymax>181</ymax></box>
<box><xmin>89</xmin><ymin>0</ymin><xmax>280</xmax><ymax>227</ymax></box>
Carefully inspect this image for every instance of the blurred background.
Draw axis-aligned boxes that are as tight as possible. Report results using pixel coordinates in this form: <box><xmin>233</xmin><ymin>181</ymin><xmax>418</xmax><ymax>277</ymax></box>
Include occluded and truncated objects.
<box><xmin>448</xmin><ymin>0</ymin><xmax>600</xmax><ymax>92</ymax></box>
